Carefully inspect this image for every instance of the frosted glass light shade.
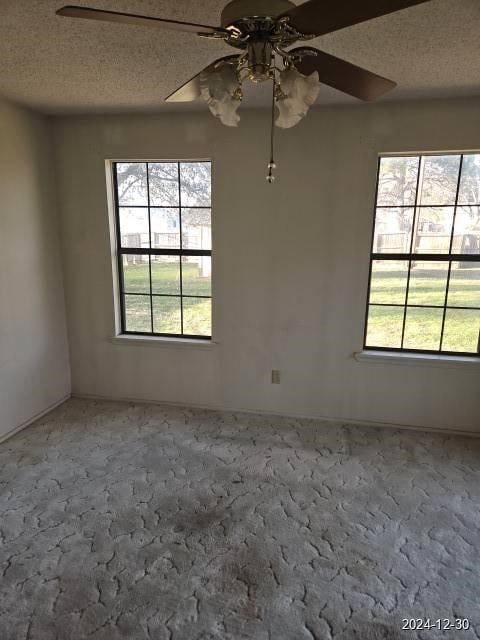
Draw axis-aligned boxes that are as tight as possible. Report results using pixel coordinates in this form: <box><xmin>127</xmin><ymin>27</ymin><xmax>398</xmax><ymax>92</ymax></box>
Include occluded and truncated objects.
<box><xmin>275</xmin><ymin>68</ymin><xmax>320</xmax><ymax>129</ymax></box>
<box><xmin>200</xmin><ymin>66</ymin><xmax>242</xmax><ymax>127</ymax></box>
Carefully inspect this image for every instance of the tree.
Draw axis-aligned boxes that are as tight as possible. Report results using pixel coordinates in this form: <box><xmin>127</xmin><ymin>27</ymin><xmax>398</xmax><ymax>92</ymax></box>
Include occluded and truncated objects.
<box><xmin>377</xmin><ymin>156</ymin><xmax>418</xmax><ymax>229</ymax></box>
<box><xmin>457</xmin><ymin>155</ymin><xmax>480</xmax><ymax>228</ymax></box>
<box><xmin>378</xmin><ymin>154</ymin><xmax>480</xmax><ymax>227</ymax></box>
<box><xmin>117</xmin><ymin>161</ymin><xmax>211</xmax><ymax>227</ymax></box>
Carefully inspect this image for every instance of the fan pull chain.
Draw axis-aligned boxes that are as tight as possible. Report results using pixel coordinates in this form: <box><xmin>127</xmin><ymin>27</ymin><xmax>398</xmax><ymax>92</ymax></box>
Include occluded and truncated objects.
<box><xmin>266</xmin><ymin>67</ymin><xmax>276</xmax><ymax>183</ymax></box>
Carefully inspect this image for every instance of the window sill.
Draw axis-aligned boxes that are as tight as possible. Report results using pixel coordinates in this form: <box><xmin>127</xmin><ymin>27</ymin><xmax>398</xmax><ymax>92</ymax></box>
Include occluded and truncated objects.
<box><xmin>354</xmin><ymin>350</ymin><xmax>480</xmax><ymax>368</ymax></box>
<box><xmin>111</xmin><ymin>335</ymin><xmax>217</xmax><ymax>350</ymax></box>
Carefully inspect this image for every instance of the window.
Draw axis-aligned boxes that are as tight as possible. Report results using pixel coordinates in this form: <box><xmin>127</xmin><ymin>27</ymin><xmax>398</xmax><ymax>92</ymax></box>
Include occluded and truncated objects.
<box><xmin>113</xmin><ymin>161</ymin><xmax>212</xmax><ymax>339</ymax></box>
<box><xmin>364</xmin><ymin>153</ymin><xmax>480</xmax><ymax>356</ymax></box>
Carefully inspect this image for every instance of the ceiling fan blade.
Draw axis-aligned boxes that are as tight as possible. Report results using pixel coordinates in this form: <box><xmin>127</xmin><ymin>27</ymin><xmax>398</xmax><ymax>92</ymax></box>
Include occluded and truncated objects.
<box><xmin>56</xmin><ymin>6</ymin><xmax>227</xmax><ymax>35</ymax></box>
<box><xmin>280</xmin><ymin>0</ymin><xmax>432</xmax><ymax>36</ymax></box>
<box><xmin>165</xmin><ymin>55</ymin><xmax>240</xmax><ymax>102</ymax></box>
<box><xmin>290</xmin><ymin>47</ymin><xmax>396</xmax><ymax>101</ymax></box>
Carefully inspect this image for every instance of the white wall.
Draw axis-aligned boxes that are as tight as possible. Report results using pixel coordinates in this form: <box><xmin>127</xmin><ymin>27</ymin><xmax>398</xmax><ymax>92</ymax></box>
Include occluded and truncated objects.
<box><xmin>53</xmin><ymin>99</ymin><xmax>480</xmax><ymax>432</ymax></box>
<box><xmin>0</xmin><ymin>100</ymin><xmax>70</xmax><ymax>439</ymax></box>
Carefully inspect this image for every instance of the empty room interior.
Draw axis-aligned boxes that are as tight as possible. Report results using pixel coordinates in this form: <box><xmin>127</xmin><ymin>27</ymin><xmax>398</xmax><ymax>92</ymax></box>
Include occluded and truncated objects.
<box><xmin>1</xmin><ymin>0</ymin><xmax>480</xmax><ymax>638</ymax></box>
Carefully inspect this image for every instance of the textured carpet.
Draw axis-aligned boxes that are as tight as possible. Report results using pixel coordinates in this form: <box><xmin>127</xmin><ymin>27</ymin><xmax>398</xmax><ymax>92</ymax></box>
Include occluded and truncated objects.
<box><xmin>0</xmin><ymin>398</ymin><xmax>479</xmax><ymax>640</ymax></box>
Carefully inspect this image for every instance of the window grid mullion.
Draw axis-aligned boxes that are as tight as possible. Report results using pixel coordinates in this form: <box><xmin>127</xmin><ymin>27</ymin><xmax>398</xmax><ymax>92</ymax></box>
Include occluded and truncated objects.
<box><xmin>375</xmin><ymin>204</ymin><xmax>479</xmax><ymax>209</ymax></box>
<box><xmin>400</xmin><ymin>260</ymin><xmax>413</xmax><ymax>348</ymax></box>
<box><xmin>439</xmin><ymin>154</ymin><xmax>464</xmax><ymax>350</ymax></box>
<box><xmin>369</xmin><ymin>303</ymin><xmax>480</xmax><ymax>311</ymax></box>
<box><xmin>370</xmin><ymin>253</ymin><xmax>479</xmax><ymax>262</ymax></box>
<box><xmin>113</xmin><ymin>164</ymin><xmax>127</xmax><ymax>334</ymax></box>
<box><xmin>119</xmin><ymin>248</ymin><xmax>210</xmax><ymax>257</ymax></box>
<box><xmin>178</xmin><ymin>162</ymin><xmax>184</xmax><ymax>335</ymax></box>
<box><xmin>146</xmin><ymin>163</ymin><xmax>154</xmax><ymax>333</ymax></box>
<box><xmin>400</xmin><ymin>155</ymin><xmax>423</xmax><ymax>348</ymax></box>
<box><xmin>117</xmin><ymin>205</ymin><xmax>211</xmax><ymax>209</ymax></box>
<box><xmin>123</xmin><ymin>293</ymin><xmax>212</xmax><ymax>300</ymax></box>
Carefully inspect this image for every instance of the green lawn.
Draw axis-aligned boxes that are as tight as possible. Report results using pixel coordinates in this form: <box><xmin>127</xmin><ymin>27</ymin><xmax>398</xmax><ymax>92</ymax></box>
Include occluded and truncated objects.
<box><xmin>121</xmin><ymin>260</ymin><xmax>479</xmax><ymax>350</ymax></box>
<box><xmin>367</xmin><ymin>264</ymin><xmax>480</xmax><ymax>352</ymax></box>
<box><xmin>122</xmin><ymin>260</ymin><xmax>211</xmax><ymax>296</ymax></box>
<box><xmin>122</xmin><ymin>260</ymin><xmax>211</xmax><ymax>336</ymax></box>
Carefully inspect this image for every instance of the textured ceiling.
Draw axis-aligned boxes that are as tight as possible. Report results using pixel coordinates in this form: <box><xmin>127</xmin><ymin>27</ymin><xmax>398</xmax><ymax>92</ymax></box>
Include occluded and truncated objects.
<box><xmin>1</xmin><ymin>0</ymin><xmax>480</xmax><ymax>114</ymax></box>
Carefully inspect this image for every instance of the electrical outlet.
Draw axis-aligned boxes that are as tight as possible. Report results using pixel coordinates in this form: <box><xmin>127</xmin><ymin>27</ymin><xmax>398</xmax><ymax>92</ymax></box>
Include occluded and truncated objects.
<box><xmin>271</xmin><ymin>369</ymin><xmax>281</xmax><ymax>384</ymax></box>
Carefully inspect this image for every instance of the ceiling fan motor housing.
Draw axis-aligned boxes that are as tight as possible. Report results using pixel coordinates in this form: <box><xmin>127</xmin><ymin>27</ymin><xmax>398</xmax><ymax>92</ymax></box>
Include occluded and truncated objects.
<box><xmin>247</xmin><ymin>41</ymin><xmax>274</xmax><ymax>82</ymax></box>
<box><xmin>220</xmin><ymin>0</ymin><xmax>295</xmax><ymax>28</ymax></box>
<box><xmin>221</xmin><ymin>0</ymin><xmax>296</xmax><ymax>82</ymax></box>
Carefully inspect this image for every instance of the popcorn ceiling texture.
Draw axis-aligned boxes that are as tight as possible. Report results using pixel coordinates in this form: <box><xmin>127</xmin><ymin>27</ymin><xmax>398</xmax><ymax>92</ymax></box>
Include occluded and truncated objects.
<box><xmin>1</xmin><ymin>0</ymin><xmax>480</xmax><ymax>113</ymax></box>
<box><xmin>1</xmin><ymin>398</ymin><xmax>479</xmax><ymax>639</ymax></box>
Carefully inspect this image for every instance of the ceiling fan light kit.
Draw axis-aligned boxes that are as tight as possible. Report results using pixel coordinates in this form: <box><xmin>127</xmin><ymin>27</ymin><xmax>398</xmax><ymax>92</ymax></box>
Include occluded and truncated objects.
<box><xmin>199</xmin><ymin>64</ymin><xmax>242</xmax><ymax>127</ymax></box>
<box><xmin>276</xmin><ymin>68</ymin><xmax>321</xmax><ymax>129</ymax></box>
<box><xmin>57</xmin><ymin>0</ymin><xmax>432</xmax><ymax>180</ymax></box>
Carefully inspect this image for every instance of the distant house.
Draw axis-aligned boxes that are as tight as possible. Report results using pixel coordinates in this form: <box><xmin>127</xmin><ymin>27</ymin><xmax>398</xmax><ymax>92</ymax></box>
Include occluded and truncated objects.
<box><xmin>121</xmin><ymin>211</ymin><xmax>211</xmax><ymax>277</ymax></box>
<box><xmin>374</xmin><ymin>207</ymin><xmax>480</xmax><ymax>255</ymax></box>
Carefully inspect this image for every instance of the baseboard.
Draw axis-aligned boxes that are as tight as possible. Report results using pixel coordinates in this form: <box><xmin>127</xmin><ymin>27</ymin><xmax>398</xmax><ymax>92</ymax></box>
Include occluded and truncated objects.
<box><xmin>0</xmin><ymin>394</ymin><xmax>71</xmax><ymax>445</ymax></box>
<box><xmin>72</xmin><ymin>392</ymin><xmax>480</xmax><ymax>439</ymax></box>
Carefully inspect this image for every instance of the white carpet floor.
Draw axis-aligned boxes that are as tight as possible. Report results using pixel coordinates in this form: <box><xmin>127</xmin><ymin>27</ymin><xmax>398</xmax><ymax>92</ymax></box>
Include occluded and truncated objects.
<box><xmin>0</xmin><ymin>398</ymin><xmax>479</xmax><ymax>640</ymax></box>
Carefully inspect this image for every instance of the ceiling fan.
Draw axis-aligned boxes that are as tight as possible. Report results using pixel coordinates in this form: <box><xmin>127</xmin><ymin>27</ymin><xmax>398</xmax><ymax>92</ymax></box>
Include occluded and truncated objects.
<box><xmin>57</xmin><ymin>0</ymin><xmax>432</xmax><ymax>180</ymax></box>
